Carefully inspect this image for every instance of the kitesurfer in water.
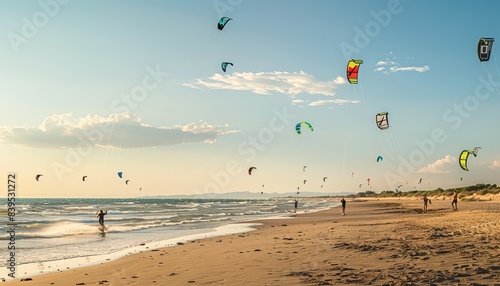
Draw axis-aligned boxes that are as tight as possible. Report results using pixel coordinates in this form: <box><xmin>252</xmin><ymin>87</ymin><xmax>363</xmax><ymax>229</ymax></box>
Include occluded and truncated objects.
<box><xmin>97</xmin><ymin>210</ymin><xmax>107</xmax><ymax>228</ymax></box>
<box><xmin>294</xmin><ymin>200</ymin><xmax>298</xmax><ymax>213</ymax></box>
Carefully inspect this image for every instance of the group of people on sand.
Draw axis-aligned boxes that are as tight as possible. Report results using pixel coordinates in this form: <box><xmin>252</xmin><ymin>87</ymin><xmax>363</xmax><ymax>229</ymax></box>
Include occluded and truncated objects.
<box><xmin>338</xmin><ymin>192</ymin><xmax>459</xmax><ymax>216</ymax></box>
<box><xmin>99</xmin><ymin>192</ymin><xmax>457</xmax><ymax>229</ymax></box>
<box><xmin>421</xmin><ymin>191</ymin><xmax>459</xmax><ymax>213</ymax></box>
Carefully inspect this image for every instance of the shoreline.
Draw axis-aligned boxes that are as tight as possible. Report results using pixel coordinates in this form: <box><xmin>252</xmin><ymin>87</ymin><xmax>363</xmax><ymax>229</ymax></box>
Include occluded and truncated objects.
<box><xmin>1</xmin><ymin>201</ymin><xmax>337</xmax><ymax>282</ymax></box>
<box><xmin>3</xmin><ymin>198</ymin><xmax>499</xmax><ymax>285</ymax></box>
<box><xmin>0</xmin><ymin>223</ymin><xmax>260</xmax><ymax>282</ymax></box>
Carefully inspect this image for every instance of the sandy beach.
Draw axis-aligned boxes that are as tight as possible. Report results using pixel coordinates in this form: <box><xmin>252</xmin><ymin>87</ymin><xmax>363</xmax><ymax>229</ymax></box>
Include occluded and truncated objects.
<box><xmin>4</xmin><ymin>197</ymin><xmax>500</xmax><ymax>286</ymax></box>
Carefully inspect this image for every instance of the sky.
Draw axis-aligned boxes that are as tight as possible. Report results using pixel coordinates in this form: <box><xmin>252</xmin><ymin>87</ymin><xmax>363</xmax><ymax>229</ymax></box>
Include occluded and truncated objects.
<box><xmin>1</xmin><ymin>0</ymin><xmax>500</xmax><ymax>198</ymax></box>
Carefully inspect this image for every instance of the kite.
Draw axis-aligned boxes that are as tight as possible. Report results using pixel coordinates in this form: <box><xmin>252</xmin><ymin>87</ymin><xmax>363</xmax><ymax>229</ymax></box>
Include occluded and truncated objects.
<box><xmin>377</xmin><ymin>156</ymin><xmax>383</xmax><ymax>162</ymax></box>
<box><xmin>248</xmin><ymin>167</ymin><xmax>257</xmax><ymax>175</ymax></box>
<box><xmin>347</xmin><ymin>59</ymin><xmax>363</xmax><ymax>84</ymax></box>
<box><xmin>459</xmin><ymin>150</ymin><xmax>470</xmax><ymax>171</ymax></box>
<box><xmin>221</xmin><ymin>62</ymin><xmax>233</xmax><ymax>72</ymax></box>
<box><xmin>459</xmin><ymin>147</ymin><xmax>481</xmax><ymax>171</ymax></box>
<box><xmin>303</xmin><ymin>165</ymin><xmax>307</xmax><ymax>172</ymax></box>
<box><xmin>367</xmin><ymin>178</ymin><xmax>371</xmax><ymax>185</ymax></box>
<box><xmin>397</xmin><ymin>184</ymin><xmax>403</xmax><ymax>188</ymax></box>
<box><xmin>478</xmin><ymin>37</ymin><xmax>494</xmax><ymax>62</ymax></box>
<box><xmin>125</xmin><ymin>180</ymin><xmax>130</xmax><ymax>185</ymax></box>
<box><xmin>418</xmin><ymin>178</ymin><xmax>422</xmax><ymax>184</ymax></box>
<box><xmin>296</xmin><ymin>122</ymin><xmax>314</xmax><ymax>134</ymax></box>
<box><xmin>218</xmin><ymin>17</ymin><xmax>232</xmax><ymax>30</ymax></box>
<box><xmin>303</xmin><ymin>180</ymin><xmax>307</xmax><ymax>184</ymax></box>
<box><xmin>118</xmin><ymin>172</ymin><xmax>123</xmax><ymax>178</ymax></box>
<box><xmin>459</xmin><ymin>150</ymin><xmax>473</xmax><ymax>171</ymax></box>
<box><xmin>351</xmin><ymin>172</ymin><xmax>354</xmax><ymax>177</ymax></box>
<box><xmin>472</xmin><ymin>147</ymin><xmax>481</xmax><ymax>156</ymax></box>
<box><xmin>82</xmin><ymin>176</ymin><xmax>87</xmax><ymax>182</ymax></box>
<box><xmin>35</xmin><ymin>174</ymin><xmax>43</xmax><ymax>181</ymax></box>
<box><xmin>376</xmin><ymin>112</ymin><xmax>389</xmax><ymax>130</ymax></box>
<box><xmin>323</xmin><ymin>177</ymin><xmax>328</xmax><ymax>182</ymax></box>
<box><xmin>359</xmin><ymin>184</ymin><xmax>362</xmax><ymax>188</ymax></box>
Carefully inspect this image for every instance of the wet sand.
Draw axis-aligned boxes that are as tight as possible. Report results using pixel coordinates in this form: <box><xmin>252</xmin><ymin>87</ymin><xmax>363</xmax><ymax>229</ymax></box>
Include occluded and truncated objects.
<box><xmin>4</xmin><ymin>197</ymin><xmax>500</xmax><ymax>285</ymax></box>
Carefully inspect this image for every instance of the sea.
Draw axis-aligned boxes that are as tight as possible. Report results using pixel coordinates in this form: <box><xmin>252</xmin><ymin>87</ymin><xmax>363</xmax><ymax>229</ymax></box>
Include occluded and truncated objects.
<box><xmin>1</xmin><ymin>197</ymin><xmax>339</xmax><ymax>280</ymax></box>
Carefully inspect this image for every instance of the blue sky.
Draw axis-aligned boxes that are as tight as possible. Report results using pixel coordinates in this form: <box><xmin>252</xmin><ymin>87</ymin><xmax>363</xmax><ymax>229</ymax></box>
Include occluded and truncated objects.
<box><xmin>1</xmin><ymin>0</ymin><xmax>499</xmax><ymax>198</ymax></box>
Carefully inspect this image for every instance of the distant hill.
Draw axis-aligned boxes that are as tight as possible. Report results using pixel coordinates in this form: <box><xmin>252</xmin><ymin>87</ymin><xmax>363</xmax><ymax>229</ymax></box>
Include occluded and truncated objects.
<box><xmin>140</xmin><ymin>191</ymin><xmax>351</xmax><ymax>200</ymax></box>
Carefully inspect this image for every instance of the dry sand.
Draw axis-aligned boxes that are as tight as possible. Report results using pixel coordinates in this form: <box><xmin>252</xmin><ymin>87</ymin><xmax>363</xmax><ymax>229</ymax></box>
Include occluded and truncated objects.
<box><xmin>4</xmin><ymin>197</ymin><xmax>500</xmax><ymax>286</ymax></box>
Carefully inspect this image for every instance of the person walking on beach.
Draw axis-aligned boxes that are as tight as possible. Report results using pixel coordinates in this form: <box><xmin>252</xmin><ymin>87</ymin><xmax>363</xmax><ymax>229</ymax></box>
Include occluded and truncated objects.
<box><xmin>452</xmin><ymin>192</ymin><xmax>458</xmax><ymax>210</ymax></box>
<box><xmin>341</xmin><ymin>198</ymin><xmax>346</xmax><ymax>215</ymax></box>
<box><xmin>97</xmin><ymin>210</ymin><xmax>107</xmax><ymax>228</ymax></box>
<box><xmin>421</xmin><ymin>195</ymin><xmax>430</xmax><ymax>213</ymax></box>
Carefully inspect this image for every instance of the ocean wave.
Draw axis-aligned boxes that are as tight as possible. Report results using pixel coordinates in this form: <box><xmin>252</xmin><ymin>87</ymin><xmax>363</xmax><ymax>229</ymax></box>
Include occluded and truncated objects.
<box><xmin>3</xmin><ymin>220</ymin><xmax>184</xmax><ymax>239</ymax></box>
<box><xmin>64</xmin><ymin>205</ymin><xmax>96</xmax><ymax>210</ymax></box>
<box><xmin>205</xmin><ymin>212</ymin><xmax>227</xmax><ymax>217</ymax></box>
<box><xmin>12</xmin><ymin>221</ymin><xmax>100</xmax><ymax>238</ymax></box>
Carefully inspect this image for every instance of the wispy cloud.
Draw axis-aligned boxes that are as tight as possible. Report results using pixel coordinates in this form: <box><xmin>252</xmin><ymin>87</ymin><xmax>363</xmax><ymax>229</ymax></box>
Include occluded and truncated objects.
<box><xmin>0</xmin><ymin>113</ymin><xmax>238</xmax><ymax>149</ymax></box>
<box><xmin>185</xmin><ymin>71</ymin><xmax>346</xmax><ymax>97</ymax></box>
<box><xmin>489</xmin><ymin>160</ymin><xmax>500</xmax><ymax>169</ymax></box>
<box><xmin>376</xmin><ymin>60</ymin><xmax>397</xmax><ymax>66</ymax></box>
<box><xmin>388</xmin><ymin>66</ymin><xmax>430</xmax><ymax>73</ymax></box>
<box><xmin>374</xmin><ymin>56</ymin><xmax>429</xmax><ymax>74</ymax></box>
<box><xmin>291</xmin><ymin>99</ymin><xmax>306</xmax><ymax>107</ymax></box>
<box><xmin>417</xmin><ymin>155</ymin><xmax>456</xmax><ymax>174</ymax></box>
<box><xmin>308</xmin><ymin>99</ymin><xmax>360</xmax><ymax>106</ymax></box>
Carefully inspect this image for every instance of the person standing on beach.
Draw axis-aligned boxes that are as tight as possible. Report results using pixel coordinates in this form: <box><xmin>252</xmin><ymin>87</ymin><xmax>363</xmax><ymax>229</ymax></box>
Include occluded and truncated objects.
<box><xmin>97</xmin><ymin>210</ymin><xmax>107</xmax><ymax>228</ymax></box>
<box><xmin>451</xmin><ymin>192</ymin><xmax>458</xmax><ymax>210</ymax></box>
<box><xmin>293</xmin><ymin>200</ymin><xmax>298</xmax><ymax>213</ymax></box>
<box><xmin>341</xmin><ymin>198</ymin><xmax>346</xmax><ymax>215</ymax></box>
<box><xmin>421</xmin><ymin>195</ymin><xmax>430</xmax><ymax>213</ymax></box>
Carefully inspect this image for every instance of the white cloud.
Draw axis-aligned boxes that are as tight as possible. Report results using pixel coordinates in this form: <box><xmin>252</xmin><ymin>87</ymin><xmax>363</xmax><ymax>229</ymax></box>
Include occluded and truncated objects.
<box><xmin>417</xmin><ymin>155</ymin><xmax>456</xmax><ymax>174</ymax></box>
<box><xmin>308</xmin><ymin>99</ymin><xmax>360</xmax><ymax>106</ymax></box>
<box><xmin>0</xmin><ymin>113</ymin><xmax>238</xmax><ymax>149</ymax></box>
<box><xmin>376</xmin><ymin>60</ymin><xmax>397</xmax><ymax>66</ymax></box>
<box><xmin>388</xmin><ymin>65</ymin><xmax>430</xmax><ymax>73</ymax></box>
<box><xmin>374</xmin><ymin>55</ymin><xmax>430</xmax><ymax>74</ymax></box>
<box><xmin>184</xmin><ymin>71</ymin><xmax>346</xmax><ymax>97</ymax></box>
<box><xmin>489</xmin><ymin>160</ymin><xmax>500</xmax><ymax>169</ymax></box>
